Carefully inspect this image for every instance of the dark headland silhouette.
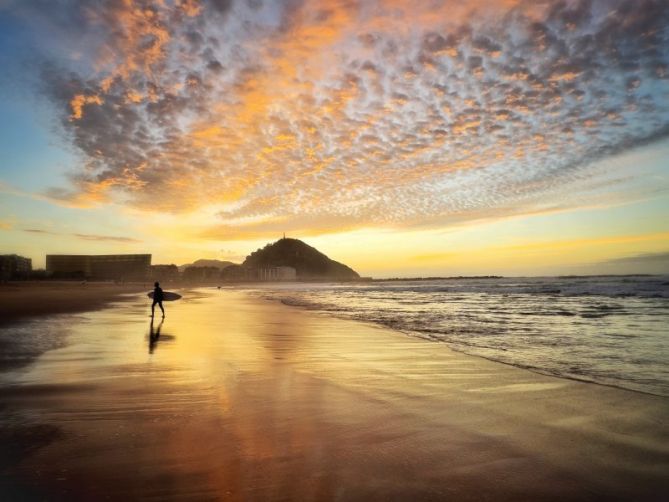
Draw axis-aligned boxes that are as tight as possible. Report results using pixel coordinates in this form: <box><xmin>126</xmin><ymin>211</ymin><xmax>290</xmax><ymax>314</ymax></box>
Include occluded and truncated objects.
<box><xmin>239</xmin><ymin>238</ymin><xmax>360</xmax><ymax>281</ymax></box>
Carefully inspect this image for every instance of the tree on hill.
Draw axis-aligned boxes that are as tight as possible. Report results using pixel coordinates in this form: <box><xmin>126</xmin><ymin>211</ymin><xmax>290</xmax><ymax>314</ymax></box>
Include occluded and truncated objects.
<box><xmin>243</xmin><ymin>238</ymin><xmax>359</xmax><ymax>280</ymax></box>
<box><xmin>178</xmin><ymin>259</ymin><xmax>236</xmax><ymax>272</ymax></box>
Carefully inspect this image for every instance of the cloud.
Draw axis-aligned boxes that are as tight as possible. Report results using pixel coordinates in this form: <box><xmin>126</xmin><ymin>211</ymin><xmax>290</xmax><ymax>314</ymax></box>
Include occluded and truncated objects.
<box><xmin>500</xmin><ymin>232</ymin><xmax>669</xmax><ymax>253</ymax></box>
<box><xmin>21</xmin><ymin>228</ymin><xmax>141</xmax><ymax>243</ymax></box>
<box><xmin>594</xmin><ymin>250</ymin><xmax>669</xmax><ymax>274</ymax></box>
<box><xmin>72</xmin><ymin>233</ymin><xmax>142</xmax><ymax>243</ymax></box>
<box><xmin>218</xmin><ymin>248</ymin><xmax>246</xmax><ymax>262</ymax></box>
<box><xmin>602</xmin><ymin>251</ymin><xmax>669</xmax><ymax>266</ymax></box>
<box><xmin>22</xmin><ymin>228</ymin><xmax>56</xmax><ymax>234</ymax></box>
<box><xmin>0</xmin><ymin>180</ymin><xmax>106</xmax><ymax>209</ymax></box>
<box><xmin>11</xmin><ymin>0</ymin><xmax>669</xmax><ymax>237</ymax></box>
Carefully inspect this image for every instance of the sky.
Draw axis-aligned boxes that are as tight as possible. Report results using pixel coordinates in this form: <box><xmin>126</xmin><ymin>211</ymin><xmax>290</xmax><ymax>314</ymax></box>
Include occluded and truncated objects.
<box><xmin>0</xmin><ymin>0</ymin><xmax>668</xmax><ymax>277</ymax></box>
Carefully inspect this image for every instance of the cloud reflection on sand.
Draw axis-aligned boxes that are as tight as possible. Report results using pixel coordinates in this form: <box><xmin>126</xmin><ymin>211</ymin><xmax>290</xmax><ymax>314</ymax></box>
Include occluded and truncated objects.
<box><xmin>0</xmin><ymin>289</ymin><xmax>667</xmax><ymax>499</ymax></box>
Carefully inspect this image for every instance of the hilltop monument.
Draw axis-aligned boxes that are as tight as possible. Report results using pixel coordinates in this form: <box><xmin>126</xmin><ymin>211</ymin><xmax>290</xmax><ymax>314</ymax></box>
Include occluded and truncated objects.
<box><xmin>243</xmin><ymin>238</ymin><xmax>359</xmax><ymax>281</ymax></box>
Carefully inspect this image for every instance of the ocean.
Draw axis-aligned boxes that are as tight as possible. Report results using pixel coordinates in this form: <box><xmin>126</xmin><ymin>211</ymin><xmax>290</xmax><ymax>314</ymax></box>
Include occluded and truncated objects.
<box><xmin>247</xmin><ymin>275</ymin><xmax>669</xmax><ymax>397</ymax></box>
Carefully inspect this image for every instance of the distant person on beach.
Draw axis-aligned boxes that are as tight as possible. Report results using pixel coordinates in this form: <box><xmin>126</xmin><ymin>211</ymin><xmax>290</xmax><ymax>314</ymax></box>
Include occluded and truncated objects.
<box><xmin>152</xmin><ymin>281</ymin><xmax>165</xmax><ymax>318</ymax></box>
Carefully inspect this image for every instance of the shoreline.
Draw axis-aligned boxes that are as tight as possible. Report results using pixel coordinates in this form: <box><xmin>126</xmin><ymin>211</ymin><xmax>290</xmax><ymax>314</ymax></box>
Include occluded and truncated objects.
<box><xmin>269</xmin><ymin>293</ymin><xmax>669</xmax><ymax>399</ymax></box>
<box><xmin>3</xmin><ymin>282</ymin><xmax>668</xmax><ymax>399</ymax></box>
<box><xmin>2</xmin><ymin>282</ymin><xmax>663</xmax><ymax>398</ymax></box>
<box><xmin>3</xmin><ymin>282</ymin><xmax>663</xmax><ymax>399</ymax></box>
<box><xmin>3</xmin><ymin>281</ymin><xmax>668</xmax><ymax>398</ymax></box>
<box><xmin>1</xmin><ymin>288</ymin><xmax>668</xmax><ymax>499</ymax></box>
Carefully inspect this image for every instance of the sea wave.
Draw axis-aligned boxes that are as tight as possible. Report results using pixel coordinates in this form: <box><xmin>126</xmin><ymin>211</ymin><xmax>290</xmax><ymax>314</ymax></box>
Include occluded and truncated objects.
<box><xmin>254</xmin><ymin>276</ymin><xmax>669</xmax><ymax>397</ymax></box>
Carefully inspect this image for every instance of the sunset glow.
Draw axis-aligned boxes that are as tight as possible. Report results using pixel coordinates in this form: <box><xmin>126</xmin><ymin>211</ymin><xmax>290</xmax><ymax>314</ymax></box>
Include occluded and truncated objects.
<box><xmin>1</xmin><ymin>0</ymin><xmax>668</xmax><ymax>275</ymax></box>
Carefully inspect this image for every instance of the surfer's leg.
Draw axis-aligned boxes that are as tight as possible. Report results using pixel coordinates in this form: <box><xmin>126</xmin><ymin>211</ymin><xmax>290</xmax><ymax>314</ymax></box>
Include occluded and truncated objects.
<box><xmin>151</xmin><ymin>300</ymin><xmax>157</xmax><ymax>317</ymax></box>
<box><xmin>159</xmin><ymin>301</ymin><xmax>165</xmax><ymax>317</ymax></box>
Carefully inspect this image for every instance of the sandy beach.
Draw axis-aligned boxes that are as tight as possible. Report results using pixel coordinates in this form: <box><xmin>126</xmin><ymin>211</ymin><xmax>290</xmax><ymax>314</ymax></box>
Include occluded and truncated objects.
<box><xmin>1</xmin><ymin>287</ymin><xmax>668</xmax><ymax>500</ymax></box>
<box><xmin>0</xmin><ymin>282</ymin><xmax>149</xmax><ymax>326</ymax></box>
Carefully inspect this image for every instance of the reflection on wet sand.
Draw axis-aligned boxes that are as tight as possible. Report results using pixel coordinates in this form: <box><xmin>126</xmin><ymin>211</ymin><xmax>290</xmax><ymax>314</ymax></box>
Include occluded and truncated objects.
<box><xmin>148</xmin><ymin>318</ymin><xmax>172</xmax><ymax>354</ymax></box>
<box><xmin>0</xmin><ymin>289</ymin><xmax>667</xmax><ymax>500</ymax></box>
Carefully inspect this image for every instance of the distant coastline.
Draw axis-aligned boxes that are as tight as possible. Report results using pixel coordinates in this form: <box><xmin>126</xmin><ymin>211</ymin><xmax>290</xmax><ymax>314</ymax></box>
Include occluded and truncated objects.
<box><xmin>373</xmin><ymin>275</ymin><xmax>504</xmax><ymax>282</ymax></box>
<box><xmin>374</xmin><ymin>274</ymin><xmax>661</xmax><ymax>282</ymax></box>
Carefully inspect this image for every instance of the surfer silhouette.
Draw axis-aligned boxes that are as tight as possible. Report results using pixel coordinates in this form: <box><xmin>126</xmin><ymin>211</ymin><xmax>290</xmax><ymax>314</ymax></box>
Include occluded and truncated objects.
<box><xmin>151</xmin><ymin>281</ymin><xmax>165</xmax><ymax>318</ymax></box>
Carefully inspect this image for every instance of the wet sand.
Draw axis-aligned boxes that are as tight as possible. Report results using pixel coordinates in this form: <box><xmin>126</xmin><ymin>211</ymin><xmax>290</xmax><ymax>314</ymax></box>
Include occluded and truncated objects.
<box><xmin>0</xmin><ymin>282</ymin><xmax>148</xmax><ymax>326</ymax></box>
<box><xmin>1</xmin><ymin>289</ymin><xmax>668</xmax><ymax>500</ymax></box>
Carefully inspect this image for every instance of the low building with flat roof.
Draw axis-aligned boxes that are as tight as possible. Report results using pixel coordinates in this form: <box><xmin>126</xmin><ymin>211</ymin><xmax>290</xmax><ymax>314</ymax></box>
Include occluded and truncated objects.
<box><xmin>221</xmin><ymin>265</ymin><xmax>297</xmax><ymax>282</ymax></box>
<box><xmin>0</xmin><ymin>254</ymin><xmax>32</xmax><ymax>280</ymax></box>
<box><xmin>46</xmin><ymin>254</ymin><xmax>151</xmax><ymax>281</ymax></box>
<box><xmin>46</xmin><ymin>255</ymin><xmax>90</xmax><ymax>278</ymax></box>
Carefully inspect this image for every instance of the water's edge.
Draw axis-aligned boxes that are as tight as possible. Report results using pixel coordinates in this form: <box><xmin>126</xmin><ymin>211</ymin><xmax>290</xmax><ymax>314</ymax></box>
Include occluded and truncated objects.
<box><xmin>240</xmin><ymin>276</ymin><xmax>669</xmax><ymax>397</ymax></box>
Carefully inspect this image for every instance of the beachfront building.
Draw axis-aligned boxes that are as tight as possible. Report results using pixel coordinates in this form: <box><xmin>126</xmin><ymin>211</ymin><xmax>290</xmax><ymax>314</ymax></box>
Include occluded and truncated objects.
<box><xmin>150</xmin><ymin>264</ymin><xmax>179</xmax><ymax>282</ymax></box>
<box><xmin>220</xmin><ymin>265</ymin><xmax>253</xmax><ymax>281</ymax></box>
<box><xmin>182</xmin><ymin>266</ymin><xmax>219</xmax><ymax>282</ymax></box>
<box><xmin>0</xmin><ymin>254</ymin><xmax>32</xmax><ymax>280</ymax></box>
<box><xmin>220</xmin><ymin>265</ymin><xmax>297</xmax><ymax>282</ymax></box>
<box><xmin>258</xmin><ymin>266</ymin><xmax>297</xmax><ymax>281</ymax></box>
<box><xmin>46</xmin><ymin>254</ymin><xmax>151</xmax><ymax>281</ymax></box>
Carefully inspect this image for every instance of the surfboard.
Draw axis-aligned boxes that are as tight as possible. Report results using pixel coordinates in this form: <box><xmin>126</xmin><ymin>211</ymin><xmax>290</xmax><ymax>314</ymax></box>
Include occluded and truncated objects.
<box><xmin>147</xmin><ymin>291</ymin><xmax>182</xmax><ymax>301</ymax></box>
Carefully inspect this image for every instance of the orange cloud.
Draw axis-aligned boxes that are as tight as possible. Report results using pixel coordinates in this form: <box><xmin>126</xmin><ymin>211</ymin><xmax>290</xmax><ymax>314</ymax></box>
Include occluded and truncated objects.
<box><xmin>69</xmin><ymin>94</ymin><xmax>103</xmax><ymax>120</ymax></box>
<box><xmin>34</xmin><ymin>0</ymin><xmax>669</xmax><ymax>242</ymax></box>
<box><xmin>501</xmin><ymin>232</ymin><xmax>669</xmax><ymax>253</ymax></box>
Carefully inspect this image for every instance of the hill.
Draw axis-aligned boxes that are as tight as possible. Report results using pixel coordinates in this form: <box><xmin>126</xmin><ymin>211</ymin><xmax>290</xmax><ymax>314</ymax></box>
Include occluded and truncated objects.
<box><xmin>178</xmin><ymin>259</ymin><xmax>236</xmax><ymax>272</ymax></box>
<box><xmin>243</xmin><ymin>238</ymin><xmax>359</xmax><ymax>280</ymax></box>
